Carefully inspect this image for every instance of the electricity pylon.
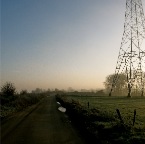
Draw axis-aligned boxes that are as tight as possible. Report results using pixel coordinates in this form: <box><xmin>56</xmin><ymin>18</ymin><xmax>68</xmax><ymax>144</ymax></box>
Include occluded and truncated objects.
<box><xmin>109</xmin><ymin>0</ymin><xmax>145</xmax><ymax>97</ymax></box>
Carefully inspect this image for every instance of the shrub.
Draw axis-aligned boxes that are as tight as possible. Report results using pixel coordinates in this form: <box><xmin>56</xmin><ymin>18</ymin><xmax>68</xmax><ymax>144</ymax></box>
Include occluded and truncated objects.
<box><xmin>20</xmin><ymin>90</ymin><xmax>28</xmax><ymax>95</ymax></box>
<box><xmin>0</xmin><ymin>82</ymin><xmax>16</xmax><ymax>104</ymax></box>
<box><xmin>1</xmin><ymin>82</ymin><xmax>16</xmax><ymax>97</ymax></box>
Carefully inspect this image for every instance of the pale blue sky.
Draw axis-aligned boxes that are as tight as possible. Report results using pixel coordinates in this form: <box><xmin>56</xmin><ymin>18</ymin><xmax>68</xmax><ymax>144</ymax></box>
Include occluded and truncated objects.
<box><xmin>1</xmin><ymin>0</ymin><xmax>145</xmax><ymax>91</ymax></box>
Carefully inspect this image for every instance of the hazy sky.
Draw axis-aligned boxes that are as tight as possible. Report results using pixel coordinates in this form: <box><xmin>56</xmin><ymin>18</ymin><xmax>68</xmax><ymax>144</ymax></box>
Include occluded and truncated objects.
<box><xmin>1</xmin><ymin>0</ymin><xmax>145</xmax><ymax>91</ymax></box>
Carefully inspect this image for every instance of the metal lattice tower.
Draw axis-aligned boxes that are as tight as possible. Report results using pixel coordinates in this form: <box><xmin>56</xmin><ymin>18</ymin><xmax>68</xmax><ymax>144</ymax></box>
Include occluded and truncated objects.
<box><xmin>109</xmin><ymin>0</ymin><xmax>145</xmax><ymax>97</ymax></box>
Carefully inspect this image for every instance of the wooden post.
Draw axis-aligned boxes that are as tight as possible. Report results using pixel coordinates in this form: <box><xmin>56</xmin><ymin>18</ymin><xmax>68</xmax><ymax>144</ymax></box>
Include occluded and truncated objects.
<box><xmin>87</xmin><ymin>102</ymin><xmax>89</xmax><ymax>109</ymax></box>
<box><xmin>133</xmin><ymin>109</ymin><xmax>136</xmax><ymax>126</ymax></box>
<box><xmin>116</xmin><ymin>109</ymin><xmax>124</xmax><ymax>124</ymax></box>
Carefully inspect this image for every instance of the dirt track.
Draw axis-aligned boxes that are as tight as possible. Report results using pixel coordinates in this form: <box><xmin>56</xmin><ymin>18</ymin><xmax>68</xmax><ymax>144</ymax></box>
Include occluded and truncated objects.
<box><xmin>1</xmin><ymin>96</ymin><xmax>86</xmax><ymax>144</ymax></box>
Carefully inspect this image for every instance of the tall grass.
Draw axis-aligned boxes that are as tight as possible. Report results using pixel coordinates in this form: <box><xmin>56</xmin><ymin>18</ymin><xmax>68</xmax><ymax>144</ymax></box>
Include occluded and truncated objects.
<box><xmin>0</xmin><ymin>93</ymin><xmax>46</xmax><ymax>119</ymax></box>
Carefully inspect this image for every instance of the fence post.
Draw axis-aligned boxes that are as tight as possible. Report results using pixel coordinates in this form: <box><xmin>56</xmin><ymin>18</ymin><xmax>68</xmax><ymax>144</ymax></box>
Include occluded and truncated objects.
<box><xmin>87</xmin><ymin>102</ymin><xmax>89</xmax><ymax>109</ymax></box>
<box><xmin>116</xmin><ymin>109</ymin><xmax>124</xmax><ymax>124</ymax></box>
<box><xmin>133</xmin><ymin>109</ymin><xmax>136</xmax><ymax>126</ymax></box>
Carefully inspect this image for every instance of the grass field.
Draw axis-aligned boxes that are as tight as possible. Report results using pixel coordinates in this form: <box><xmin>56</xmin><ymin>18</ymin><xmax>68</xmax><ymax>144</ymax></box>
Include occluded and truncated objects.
<box><xmin>56</xmin><ymin>94</ymin><xmax>145</xmax><ymax>143</ymax></box>
<box><xmin>66</xmin><ymin>95</ymin><xmax>145</xmax><ymax>128</ymax></box>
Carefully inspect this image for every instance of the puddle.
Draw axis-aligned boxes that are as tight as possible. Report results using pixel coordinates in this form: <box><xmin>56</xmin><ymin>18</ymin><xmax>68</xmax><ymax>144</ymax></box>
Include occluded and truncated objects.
<box><xmin>58</xmin><ymin>107</ymin><xmax>66</xmax><ymax>113</ymax></box>
<box><xmin>56</xmin><ymin>102</ymin><xmax>61</xmax><ymax>105</ymax></box>
<box><xmin>57</xmin><ymin>101</ymin><xmax>66</xmax><ymax>112</ymax></box>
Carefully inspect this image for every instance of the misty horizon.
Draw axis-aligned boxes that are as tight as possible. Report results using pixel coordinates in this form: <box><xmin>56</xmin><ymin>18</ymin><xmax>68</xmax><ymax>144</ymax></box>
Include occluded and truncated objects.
<box><xmin>1</xmin><ymin>0</ymin><xmax>145</xmax><ymax>92</ymax></box>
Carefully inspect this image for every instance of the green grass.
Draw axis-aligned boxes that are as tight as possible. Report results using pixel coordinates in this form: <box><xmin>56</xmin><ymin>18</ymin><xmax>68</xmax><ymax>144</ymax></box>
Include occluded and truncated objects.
<box><xmin>66</xmin><ymin>95</ymin><xmax>145</xmax><ymax>128</ymax></box>
<box><xmin>56</xmin><ymin>94</ymin><xmax>145</xmax><ymax>143</ymax></box>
